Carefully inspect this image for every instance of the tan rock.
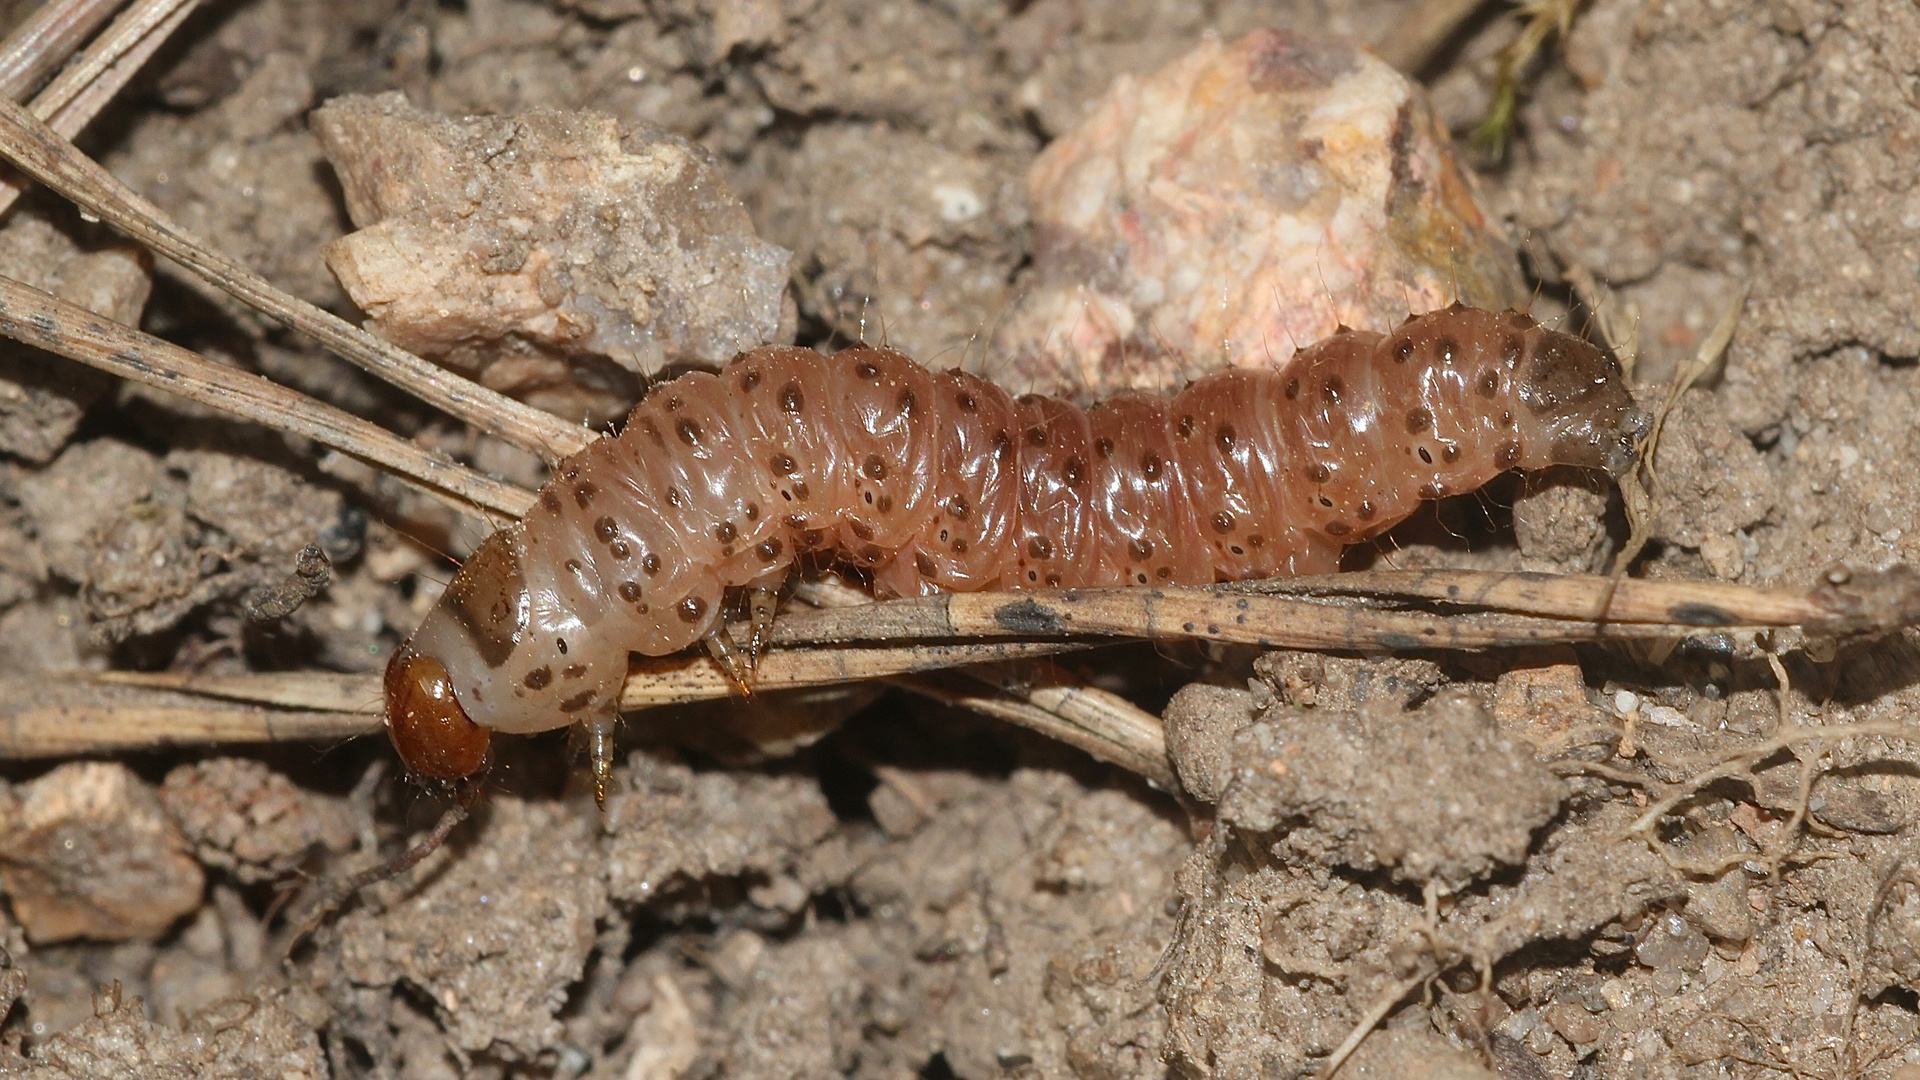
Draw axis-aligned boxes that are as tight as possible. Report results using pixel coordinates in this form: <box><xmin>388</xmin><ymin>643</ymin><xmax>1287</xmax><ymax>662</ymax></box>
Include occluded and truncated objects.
<box><xmin>0</xmin><ymin>762</ymin><xmax>203</xmax><ymax>942</ymax></box>
<box><xmin>315</xmin><ymin>93</ymin><xmax>792</xmax><ymax>423</ymax></box>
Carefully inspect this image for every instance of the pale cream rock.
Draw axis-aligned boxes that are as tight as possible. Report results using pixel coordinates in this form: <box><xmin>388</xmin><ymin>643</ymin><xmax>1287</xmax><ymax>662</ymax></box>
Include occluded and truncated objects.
<box><xmin>993</xmin><ymin>29</ymin><xmax>1523</xmax><ymax>399</ymax></box>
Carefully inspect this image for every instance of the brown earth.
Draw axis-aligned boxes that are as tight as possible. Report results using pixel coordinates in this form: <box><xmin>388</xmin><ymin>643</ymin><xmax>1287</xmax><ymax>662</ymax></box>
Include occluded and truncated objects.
<box><xmin>5</xmin><ymin>0</ymin><xmax>1920</xmax><ymax>1078</ymax></box>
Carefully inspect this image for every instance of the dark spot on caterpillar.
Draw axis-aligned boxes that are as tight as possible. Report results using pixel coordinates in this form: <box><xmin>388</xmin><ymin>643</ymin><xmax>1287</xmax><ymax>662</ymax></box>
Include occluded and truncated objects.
<box><xmin>677</xmin><ymin>596</ymin><xmax>707</xmax><ymax>623</ymax></box>
<box><xmin>1436</xmin><ymin>337</ymin><xmax>1461</xmax><ymax>363</ymax></box>
<box><xmin>1358</xmin><ymin>500</ymin><xmax>1376</xmax><ymax>520</ymax></box>
<box><xmin>1501</xmin><ymin>334</ymin><xmax>1524</xmax><ymax>365</ymax></box>
<box><xmin>1319</xmin><ymin>496</ymin><xmax>1333</xmax><ymax>507</ymax></box>
<box><xmin>642</xmin><ymin>553</ymin><xmax>662</xmax><ymax>575</ymax></box>
<box><xmin>951</xmin><ymin>538</ymin><xmax>969</xmax><ymax>554</ymax></box>
<box><xmin>563</xmin><ymin>664</ymin><xmax>586</xmax><ymax>680</ymax></box>
<box><xmin>1497</xmin><ymin>441</ymin><xmax>1522</xmax><ymax>468</ymax></box>
<box><xmin>1028</xmin><ymin>536</ymin><xmax>1053</xmax><ymax>559</ymax></box>
<box><xmin>863</xmin><ymin>454</ymin><xmax>888</xmax><ymax>480</ymax></box>
<box><xmin>1418</xmin><ymin>483</ymin><xmax>1446</xmax><ymax>499</ymax></box>
<box><xmin>618</xmin><ymin>581</ymin><xmax>642</xmax><ymax>602</ymax></box>
<box><xmin>1249</xmin><ymin>533</ymin><xmax>1265</xmax><ymax>547</ymax></box>
<box><xmin>740</xmin><ymin>368</ymin><xmax>761</xmax><ymax>391</ymax></box>
<box><xmin>1418</xmin><ymin>447</ymin><xmax>1434</xmax><ymax>464</ymax></box>
<box><xmin>714</xmin><ymin>522</ymin><xmax>737</xmax><ymax>544</ymax></box>
<box><xmin>1508</xmin><ymin>310</ymin><xmax>1536</xmax><ymax>328</ymax></box>
<box><xmin>1309</xmin><ymin>462</ymin><xmax>1332</xmax><ymax>483</ymax></box>
<box><xmin>898</xmin><ymin>388</ymin><xmax>918</xmax><ymax>416</ymax></box>
<box><xmin>876</xmin><ymin>494</ymin><xmax>893</xmax><ymax>513</ymax></box>
<box><xmin>770</xmin><ymin>452</ymin><xmax>796</xmax><ymax>475</ymax></box>
<box><xmin>565</xmin><ymin>559</ymin><xmax>582</xmax><ymax>575</ymax></box>
<box><xmin>1393</xmin><ymin>338</ymin><xmax>1414</xmax><ymax>363</ymax></box>
<box><xmin>560</xmin><ymin>689</ymin><xmax>596</xmax><ymax>713</ymax></box>
<box><xmin>1406</xmin><ymin>407</ymin><xmax>1432</xmax><ymax>434</ymax></box>
<box><xmin>916</xmin><ymin>551</ymin><xmax>936</xmax><ymax>576</ymax></box>
<box><xmin>1027</xmin><ymin>425</ymin><xmax>1049</xmax><ymax>447</ymax></box>
<box><xmin>1501</xmin><ymin>411</ymin><xmax>1515</xmax><ymax>427</ymax></box>
<box><xmin>1479</xmin><ymin>369</ymin><xmax>1501</xmax><ymax>397</ymax></box>
<box><xmin>745</xmin><ymin>502</ymin><xmax>759</xmax><ymax>520</ymax></box>
<box><xmin>1177</xmin><ymin>414</ymin><xmax>1195</xmax><ymax>439</ymax></box>
<box><xmin>523</xmin><ymin>666</ymin><xmax>552</xmax><ymax>689</ymax></box>
<box><xmin>956</xmin><ymin>390</ymin><xmax>977</xmax><ymax>411</ymax></box>
<box><xmin>780</xmin><ymin>383</ymin><xmax>804</xmax><ymax>412</ymax></box>
<box><xmin>640</xmin><ymin>418</ymin><xmax>664</xmax><ymax>446</ymax></box>
<box><xmin>756</xmin><ymin>538</ymin><xmax>783</xmax><ymax>561</ymax></box>
<box><xmin>1216</xmin><ymin>424</ymin><xmax>1236</xmax><ymax>453</ymax></box>
<box><xmin>1095</xmin><ymin>437</ymin><xmax>1115</xmax><ymax>458</ymax></box>
<box><xmin>666</xmin><ymin>487</ymin><xmax>685</xmax><ymax>508</ymax></box>
<box><xmin>1128</xmin><ymin>538</ymin><xmax>1153</xmax><ymax>561</ymax></box>
<box><xmin>677</xmin><ymin>418</ymin><xmax>703</xmax><ymax>446</ymax></box>
<box><xmin>556</xmin><ymin>637</ymin><xmax>569</xmax><ymax>654</ymax></box>
<box><xmin>791</xmin><ymin>480</ymin><xmax>810</xmax><ymax>500</ymax></box>
<box><xmin>1141</xmin><ymin>452</ymin><xmax>1163</xmax><ymax>481</ymax></box>
<box><xmin>1212</xmin><ymin>511</ymin><xmax>1235</xmax><ymax>534</ymax></box>
<box><xmin>850</xmin><ymin>520</ymin><xmax>875</xmax><ymax>541</ymax></box>
<box><xmin>801</xmin><ymin>529</ymin><xmax>824</xmax><ymax>547</ymax></box>
<box><xmin>1062</xmin><ymin>457</ymin><xmax>1086</xmax><ymax>487</ymax></box>
<box><xmin>1156</xmin><ymin>566</ymin><xmax>1173</xmax><ymax>580</ymax></box>
<box><xmin>993</xmin><ymin>430</ymin><xmax>1012</xmax><ymax>461</ymax></box>
<box><xmin>542</xmin><ymin>491</ymin><xmax>562</xmax><ymax>513</ymax></box>
<box><xmin>664</xmin><ymin>396</ymin><xmax>682</xmax><ymax>412</ymax></box>
<box><xmin>596</xmin><ymin>516</ymin><xmax>619</xmax><ymax>543</ymax></box>
<box><xmin>1442</xmin><ymin>444</ymin><xmax>1460</xmax><ymax>463</ymax></box>
<box><xmin>573</xmin><ymin>482</ymin><xmax>597</xmax><ymax>508</ymax></box>
<box><xmin>947</xmin><ymin>494</ymin><xmax>971</xmax><ymax>519</ymax></box>
<box><xmin>1046</xmin><ymin>572</ymin><xmax>1062</xmax><ymax>586</ymax></box>
<box><xmin>1285</xmin><ymin>377</ymin><xmax>1301</xmax><ymax>399</ymax></box>
<box><xmin>855</xmin><ymin>361</ymin><xmax>879</xmax><ymax>379</ymax></box>
<box><xmin>1322</xmin><ymin>376</ymin><xmax>1344</xmax><ymax>405</ymax></box>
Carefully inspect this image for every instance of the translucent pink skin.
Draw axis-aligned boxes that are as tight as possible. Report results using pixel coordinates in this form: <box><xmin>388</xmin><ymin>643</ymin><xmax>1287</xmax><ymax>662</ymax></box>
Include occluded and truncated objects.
<box><xmin>395</xmin><ymin>306</ymin><xmax>1640</xmax><ymax>737</ymax></box>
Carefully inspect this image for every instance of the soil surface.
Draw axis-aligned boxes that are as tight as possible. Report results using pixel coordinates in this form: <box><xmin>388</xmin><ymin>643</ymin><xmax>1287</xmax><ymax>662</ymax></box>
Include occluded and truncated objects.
<box><xmin>4</xmin><ymin>0</ymin><xmax>1920</xmax><ymax>1078</ymax></box>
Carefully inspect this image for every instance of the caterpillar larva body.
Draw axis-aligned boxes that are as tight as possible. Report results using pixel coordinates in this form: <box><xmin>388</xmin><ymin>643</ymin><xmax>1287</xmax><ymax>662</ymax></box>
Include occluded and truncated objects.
<box><xmin>384</xmin><ymin>306</ymin><xmax>1642</xmax><ymax>792</ymax></box>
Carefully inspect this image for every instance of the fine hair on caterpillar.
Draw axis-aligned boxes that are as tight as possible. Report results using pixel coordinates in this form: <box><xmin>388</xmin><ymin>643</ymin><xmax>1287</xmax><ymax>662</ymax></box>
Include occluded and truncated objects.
<box><xmin>384</xmin><ymin>304</ymin><xmax>1646</xmax><ymax>800</ymax></box>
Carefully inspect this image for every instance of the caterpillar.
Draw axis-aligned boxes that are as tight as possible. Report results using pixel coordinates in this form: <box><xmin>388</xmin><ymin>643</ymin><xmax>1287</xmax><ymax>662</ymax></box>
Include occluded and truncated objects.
<box><xmin>384</xmin><ymin>305</ymin><xmax>1643</xmax><ymax>797</ymax></box>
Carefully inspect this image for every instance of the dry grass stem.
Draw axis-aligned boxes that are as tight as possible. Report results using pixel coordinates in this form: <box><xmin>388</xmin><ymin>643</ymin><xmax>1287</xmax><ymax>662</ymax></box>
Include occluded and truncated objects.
<box><xmin>0</xmin><ymin>92</ymin><xmax>596</xmax><ymax>458</ymax></box>
<box><xmin>898</xmin><ymin>665</ymin><xmax>1176</xmax><ymax>788</ymax></box>
<box><xmin>0</xmin><ymin>272</ymin><xmax>537</xmax><ymax>519</ymax></box>
<box><xmin>0</xmin><ymin>0</ymin><xmax>126</xmax><ymax>99</ymax></box>
<box><xmin>0</xmin><ymin>0</ymin><xmax>202</xmax><ymax>217</ymax></box>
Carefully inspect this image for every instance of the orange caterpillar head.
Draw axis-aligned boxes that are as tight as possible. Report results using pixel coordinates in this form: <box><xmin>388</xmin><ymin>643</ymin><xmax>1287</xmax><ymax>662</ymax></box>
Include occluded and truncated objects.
<box><xmin>383</xmin><ymin>643</ymin><xmax>492</xmax><ymax>794</ymax></box>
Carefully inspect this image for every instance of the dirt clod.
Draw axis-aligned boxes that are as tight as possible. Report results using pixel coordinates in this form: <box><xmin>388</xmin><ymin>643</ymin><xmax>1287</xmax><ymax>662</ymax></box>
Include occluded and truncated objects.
<box><xmin>158</xmin><ymin>759</ymin><xmax>355</xmax><ymax>883</ymax></box>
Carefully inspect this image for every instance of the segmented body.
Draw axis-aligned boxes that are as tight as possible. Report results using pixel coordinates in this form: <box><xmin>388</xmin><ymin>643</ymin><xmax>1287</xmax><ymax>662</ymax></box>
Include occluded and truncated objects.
<box><xmin>384</xmin><ymin>306</ymin><xmax>1640</xmax><ymax>785</ymax></box>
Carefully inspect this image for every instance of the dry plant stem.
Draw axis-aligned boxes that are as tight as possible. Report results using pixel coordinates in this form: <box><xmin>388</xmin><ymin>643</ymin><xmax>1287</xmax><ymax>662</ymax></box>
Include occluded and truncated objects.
<box><xmin>0</xmin><ymin>0</ymin><xmax>126</xmax><ymax>100</ymax></box>
<box><xmin>19</xmin><ymin>561</ymin><xmax>1916</xmax><ymax>759</ymax></box>
<box><xmin>286</xmin><ymin>804</ymin><xmax>470</xmax><ymax>950</ymax></box>
<box><xmin>31</xmin><ymin>0</ymin><xmax>197</xmax><ymax>122</ymax></box>
<box><xmin>896</xmin><ymin>666</ymin><xmax>1175</xmax><ymax>789</ymax></box>
<box><xmin>0</xmin><ymin>675</ymin><xmax>378</xmax><ymax>757</ymax></box>
<box><xmin>0</xmin><ymin>272</ymin><xmax>536</xmax><ymax>519</ymax></box>
<box><xmin>0</xmin><ymin>0</ymin><xmax>201</xmax><ymax>218</ymax></box>
<box><xmin>1612</xmin><ymin>283</ymin><xmax>1749</xmax><ymax>576</ymax></box>
<box><xmin>0</xmin><ymin>92</ymin><xmax>596</xmax><ymax>458</ymax></box>
<box><xmin>1619</xmin><ymin>720</ymin><xmax>1920</xmax><ymax>838</ymax></box>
